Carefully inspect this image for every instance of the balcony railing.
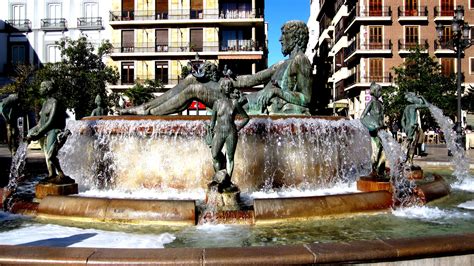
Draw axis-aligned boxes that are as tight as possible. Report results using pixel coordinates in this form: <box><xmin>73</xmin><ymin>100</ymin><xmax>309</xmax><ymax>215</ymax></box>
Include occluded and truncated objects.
<box><xmin>434</xmin><ymin>6</ymin><xmax>454</xmax><ymax>17</ymax></box>
<box><xmin>398</xmin><ymin>6</ymin><xmax>428</xmax><ymax>17</ymax></box>
<box><xmin>77</xmin><ymin>17</ymin><xmax>102</xmax><ymax>29</ymax></box>
<box><xmin>118</xmin><ymin>75</ymin><xmax>180</xmax><ymax>86</ymax></box>
<box><xmin>41</xmin><ymin>18</ymin><xmax>67</xmax><ymax>31</ymax></box>
<box><xmin>5</xmin><ymin>19</ymin><xmax>31</xmax><ymax>32</ymax></box>
<box><xmin>398</xmin><ymin>39</ymin><xmax>429</xmax><ymax>50</ymax></box>
<box><xmin>220</xmin><ymin>40</ymin><xmax>262</xmax><ymax>51</ymax></box>
<box><xmin>345</xmin><ymin>72</ymin><xmax>393</xmax><ymax>88</ymax></box>
<box><xmin>319</xmin><ymin>13</ymin><xmax>332</xmax><ymax>35</ymax></box>
<box><xmin>344</xmin><ymin>40</ymin><xmax>392</xmax><ymax>59</ymax></box>
<box><xmin>109</xmin><ymin>8</ymin><xmax>262</xmax><ymax>21</ymax></box>
<box><xmin>345</xmin><ymin>5</ymin><xmax>391</xmax><ymax>31</ymax></box>
<box><xmin>434</xmin><ymin>40</ymin><xmax>454</xmax><ymax>50</ymax></box>
<box><xmin>112</xmin><ymin>42</ymin><xmax>220</xmax><ymax>53</ymax></box>
<box><xmin>357</xmin><ymin>6</ymin><xmax>392</xmax><ymax>17</ymax></box>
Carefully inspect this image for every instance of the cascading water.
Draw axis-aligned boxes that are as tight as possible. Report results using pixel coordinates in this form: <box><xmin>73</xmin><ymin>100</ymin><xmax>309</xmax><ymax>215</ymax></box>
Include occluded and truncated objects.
<box><xmin>59</xmin><ymin>117</ymin><xmax>372</xmax><ymax>198</ymax></box>
<box><xmin>427</xmin><ymin>104</ymin><xmax>473</xmax><ymax>190</ymax></box>
<box><xmin>377</xmin><ymin>130</ymin><xmax>419</xmax><ymax>207</ymax></box>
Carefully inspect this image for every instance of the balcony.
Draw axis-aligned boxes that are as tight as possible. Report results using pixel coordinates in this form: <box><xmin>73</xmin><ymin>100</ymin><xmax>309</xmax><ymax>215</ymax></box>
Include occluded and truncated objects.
<box><xmin>344</xmin><ymin>39</ymin><xmax>393</xmax><ymax>62</ymax></box>
<box><xmin>345</xmin><ymin>71</ymin><xmax>393</xmax><ymax>90</ymax></box>
<box><xmin>109</xmin><ymin>8</ymin><xmax>261</xmax><ymax>22</ymax></box>
<box><xmin>111</xmin><ymin>42</ymin><xmax>219</xmax><ymax>55</ymax></box>
<box><xmin>345</xmin><ymin>6</ymin><xmax>392</xmax><ymax>33</ymax></box>
<box><xmin>398</xmin><ymin>39</ymin><xmax>429</xmax><ymax>53</ymax></box>
<box><xmin>397</xmin><ymin>6</ymin><xmax>428</xmax><ymax>22</ymax></box>
<box><xmin>77</xmin><ymin>17</ymin><xmax>102</xmax><ymax>30</ymax></box>
<box><xmin>5</xmin><ymin>19</ymin><xmax>31</xmax><ymax>32</ymax></box>
<box><xmin>434</xmin><ymin>40</ymin><xmax>455</xmax><ymax>55</ymax></box>
<box><xmin>41</xmin><ymin>18</ymin><xmax>67</xmax><ymax>31</ymax></box>
<box><xmin>220</xmin><ymin>40</ymin><xmax>262</xmax><ymax>52</ymax></box>
<box><xmin>434</xmin><ymin>6</ymin><xmax>454</xmax><ymax>21</ymax></box>
<box><xmin>116</xmin><ymin>75</ymin><xmax>180</xmax><ymax>86</ymax></box>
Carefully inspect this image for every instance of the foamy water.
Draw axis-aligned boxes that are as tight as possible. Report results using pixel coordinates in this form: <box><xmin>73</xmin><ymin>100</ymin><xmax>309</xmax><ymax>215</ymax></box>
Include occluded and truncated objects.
<box><xmin>79</xmin><ymin>187</ymin><xmax>206</xmax><ymax>200</ymax></box>
<box><xmin>392</xmin><ymin>206</ymin><xmax>472</xmax><ymax>222</ymax></box>
<box><xmin>248</xmin><ymin>182</ymin><xmax>359</xmax><ymax>199</ymax></box>
<box><xmin>458</xmin><ymin>200</ymin><xmax>474</xmax><ymax>210</ymax></box>
<box><xmin>0</xmin><ymin>215</ymin><xmax>175</xmax><ymax>248</ymax></box>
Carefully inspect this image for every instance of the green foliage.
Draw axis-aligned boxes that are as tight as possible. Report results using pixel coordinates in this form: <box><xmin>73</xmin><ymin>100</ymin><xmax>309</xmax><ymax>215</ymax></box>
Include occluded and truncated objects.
<box><xmin>0</xmin><ymin>64</ymin><xmax>40</xmax><ymax>112</ymax></box>
<box><xmin>35</xmin><ymin>37</ymin><xmax>119</xmax><ymax>118</ymax></box>
<box><xmin>181</xmin><ymin>65</ymin><xmax>190</xmax><ymax>79</ymax></box>
<box><xmin>381</xmin><ymin>46</ymin><xmax>457</xmax><ymax>127</ymax></box>
<box><xmin>123</xmin><ymin>79</ymin><xmax>164</xmax><ymax>106</ymax></box>
<box><xmin>463</xmin><ymin>85</ymin><xmax>474</xmax><ymax>112</ymax></box>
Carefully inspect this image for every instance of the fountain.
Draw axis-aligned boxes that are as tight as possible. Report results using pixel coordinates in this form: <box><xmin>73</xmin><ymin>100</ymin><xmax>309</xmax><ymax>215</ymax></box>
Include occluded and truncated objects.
<box><xmin>0</xmin><ymin>21</ymin><xmax>472</xmax><ymax>264</ymax></box>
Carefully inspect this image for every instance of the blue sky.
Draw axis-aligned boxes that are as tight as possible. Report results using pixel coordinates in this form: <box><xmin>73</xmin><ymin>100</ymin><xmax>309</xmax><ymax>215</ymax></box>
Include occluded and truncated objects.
<box><xmin>265</xmin><ymin>0</ymin><xmax>310</xmax><ymax>66</ymax></box>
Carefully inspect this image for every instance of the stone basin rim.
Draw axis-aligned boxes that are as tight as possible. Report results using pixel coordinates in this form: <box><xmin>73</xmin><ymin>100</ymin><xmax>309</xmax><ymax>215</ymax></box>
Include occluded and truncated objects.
<box><xmin>0</xmin><ymin>233</ymin><xmax>472</xmax><ymax>265</ymax></box>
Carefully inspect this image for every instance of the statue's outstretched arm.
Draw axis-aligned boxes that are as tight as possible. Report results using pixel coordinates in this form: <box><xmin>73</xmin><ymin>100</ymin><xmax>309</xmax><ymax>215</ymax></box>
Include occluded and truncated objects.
<box><xmin>234</xmin><ymin>61</ymin><xmax>283</xmax><ymax>88</ymax></box>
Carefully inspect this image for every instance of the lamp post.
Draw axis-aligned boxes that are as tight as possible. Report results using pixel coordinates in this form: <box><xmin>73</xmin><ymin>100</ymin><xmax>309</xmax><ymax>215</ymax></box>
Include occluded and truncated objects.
<box><xmin>436</xmin><ymin>5</ymin><xmax>472</xmax><ymax>146</ymax></box>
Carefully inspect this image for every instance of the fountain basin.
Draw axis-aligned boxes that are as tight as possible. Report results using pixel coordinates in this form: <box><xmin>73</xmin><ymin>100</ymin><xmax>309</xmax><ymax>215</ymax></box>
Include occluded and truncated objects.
<box><xmin>0</xmin><ymin>233</ymin><xmax>472</xmax><ymax>265</ymax></box>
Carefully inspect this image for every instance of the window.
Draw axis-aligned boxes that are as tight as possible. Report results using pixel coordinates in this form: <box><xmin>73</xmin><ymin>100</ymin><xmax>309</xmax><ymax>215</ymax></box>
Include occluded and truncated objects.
<box><xmin>471</xmin><ymin>0</ymin><xmax>474</xmax><ymax>9</ymax></box>
<box><xmin>190</xmin><ymin>28</ymin><xmax>203</xmax><ymax>52</ymax></box>
<box><xmin>369</xmin><ymin>26</ymin><xmax>383</xmax><ymax>49</ymax></box>
<box><xmin>220</xmin><ymin>29</ymin><xmax>251</xmax><ymax>51</ymax></box>
<box><xmin>190</xmin><ymin>0</ymin><xmax>203</xmax><ymax>19</ymax></box>
<box><xmin>155</xmin><ymin>61</ymin><xmax>168</xmax><ymax>84</ymax></box>
<box><xmin>122</xmin><ymin>30</ymin><xmax>134</xmax><ymax>52</ymax></box>
<box><xmin>405</xmin><ymin>0</ymin><xmax>417</xmax><ymax>15</ymax></box>
<box><xmin>83</xmin><ymin>2</ymin><xmax>98</xmax><ymax>19</ymax></box>
<box><xmin>441</xmin><ymin>26</ymin><xmax>453</xmax><ymax>44</ymax></box>
<box><xmin>369</xmin><ymin>0</ymin><xmax>382</xmax><ymax>16</ymax></box>
<box><xmin>11</xmin><ymin>4</ymin><xmax>26</xmax><ymax>22</ymax></box>
<box><xmin>440</xmin><ymin>0</ymin><xmax>454</xmax><ymax>16</ymax></box>
<box><xmin>220</xmin><ymin>1</ymin><xmax>252</xmax><ymax>19</ymax></box>
<box><xmin>470</xmin><ymin>58</ymin><xmax>474</xmax><ymax>74</ymax></box>
<box><xmin>11</xmin><ymin>45</ymin><xmax>26</xmax><ymax>65</ymax></box>
<box><xmin>405</xmin><ymin>26</ymin><xmax>419</xmax><ymax>48</ymax></box>
<box><xmin>121</xmin><ymin>62</ymin><xmax>134</xmax><ymax>84</ymax></box>
<box><xmin>48</xmin><ymin>3</ymin><xmax>62</xmax><ymax>19</ymax></box>
<box><xmin>155</xmin><ymin>29</ymin><xmax>168</xmax><ymax>52</ymax></box>
<box><xmin>155</xmin><ymin>0</ymin><xmax>168</xmax><ymax>19</ymax></box>
<box><xmin>47</xmin><ymin>45</ymin><xmax>61</xmax><ymax>63</ymax></box>
<box><xmin>122</xmin><ymin>0</ymin><xmax>134</xmax><ymax>20</ymax></box>
<box><xmin>369</xmin><ymin>58</ymin><xmax>383</xmax><ymax>82</ymax></box>
<box><xmin>441</xmin><ymin>58</ymin><xmax>455</xmax><ymax>76</ymax></box>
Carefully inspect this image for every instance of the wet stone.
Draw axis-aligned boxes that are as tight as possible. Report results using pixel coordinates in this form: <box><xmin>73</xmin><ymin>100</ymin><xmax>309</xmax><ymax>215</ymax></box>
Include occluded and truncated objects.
<box><xmin>35</xmin><ymin>183</ymin><xmax>78</xmax><ymax>199</ymax></box>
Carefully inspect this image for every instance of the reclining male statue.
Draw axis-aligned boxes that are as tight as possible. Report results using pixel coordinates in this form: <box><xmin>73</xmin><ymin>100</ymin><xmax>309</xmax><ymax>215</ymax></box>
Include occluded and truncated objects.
<box><xmin>120</xmin><ymin>20</ymin><xmax>312</xmax><ymax>116</ymax></box>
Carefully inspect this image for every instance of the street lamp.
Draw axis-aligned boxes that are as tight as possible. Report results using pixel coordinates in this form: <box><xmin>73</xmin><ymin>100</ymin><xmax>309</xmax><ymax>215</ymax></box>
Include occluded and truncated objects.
<box><xmin>436</xmin><ymin>5</ymin><xmax>472</xmax><ymax>146</ymax></box>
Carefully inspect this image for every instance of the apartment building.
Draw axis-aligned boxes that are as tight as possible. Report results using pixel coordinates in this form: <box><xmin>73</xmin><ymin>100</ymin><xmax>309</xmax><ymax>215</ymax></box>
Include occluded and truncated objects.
<box><xmin>0</xmin><ymin>0</ymin><xmax>112</xmax><ymax>84</ymax></box>
<box><xmin>107</xmin><ymin>0</ymin><xmax>267</xmax><ymax>113</ymax></box>
<box><xmin>313</xmin><ymin>0</ymin><xmax>474</xmax><ymax>119</ymax></box>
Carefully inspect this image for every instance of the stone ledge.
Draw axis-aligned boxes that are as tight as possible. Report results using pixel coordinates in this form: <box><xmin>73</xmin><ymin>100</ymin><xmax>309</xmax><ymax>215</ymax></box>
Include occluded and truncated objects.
<box><xmin>0</xmin><ymin>234</ymin><xmax>472</xmax><ymax>265</ymax></box>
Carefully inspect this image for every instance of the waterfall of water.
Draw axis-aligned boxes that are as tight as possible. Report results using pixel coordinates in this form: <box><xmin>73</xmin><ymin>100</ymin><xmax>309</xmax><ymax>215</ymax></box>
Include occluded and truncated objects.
<box><xmin>60</xmin><ymin>118</ymin><xmax>372</xmax><ymax>196</ymax></box>
<box><xmin>377</xmin><ymin>130</ymin><xmax>419</xmax><ymax>207</ymax></box>
<box><xmin>427</xmin><ymin>104</ymin><xmax>473</xmax><ymax>189</ymax></box>
<box><xmin>7</xmin><ymin>117</ymin><xmax>28</xmax><ymax>191</ymax></box>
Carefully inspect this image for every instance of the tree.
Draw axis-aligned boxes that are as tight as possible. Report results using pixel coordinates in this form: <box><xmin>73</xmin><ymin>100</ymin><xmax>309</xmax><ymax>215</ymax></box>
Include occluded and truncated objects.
<box><xmin>123</xmin><ymin>79</ymin><xmax>164</xmax><ymax>106</ymax></box>
<box><xmin>35</xmin><ymin>37</ymin><xmax>119</xmax><ymax>119</ymax></box>
<box><xmin>0</xmin><ymin>64</ymin><xmax>40</xmax><ymax>113</ymax></box>
<box><xmin>381</xmin><ymin>46</ymin><xmax>457</xmax><ymax>127</ymax></box>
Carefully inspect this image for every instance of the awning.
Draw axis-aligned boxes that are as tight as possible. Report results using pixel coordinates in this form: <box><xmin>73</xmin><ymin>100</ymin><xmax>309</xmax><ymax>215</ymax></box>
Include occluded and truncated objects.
<box><xmin>218</xmin><ymin>54</ymin><xmax>262</xmax><ymax>60</ymax></box>
<box><xmin>328</xmin><ymin>99</ymin><xmax>349</xmax><ymax>108</ymax></box>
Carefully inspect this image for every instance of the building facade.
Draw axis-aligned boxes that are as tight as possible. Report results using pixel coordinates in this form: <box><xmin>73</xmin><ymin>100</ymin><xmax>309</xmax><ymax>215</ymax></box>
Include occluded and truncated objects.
<box><xmin>0</xmin><ymin>0</ymin><xmax>112</xmax><ymax>83</ymax></box>
<box><xmin>107</xmin><ymin>0</ymin><xmax>267</xmax><ymax>113</ymax></box>
<box><xmin>313</xmin><ymin>0</ymin><xmax>474</xmax><ymax>119</ymax></box>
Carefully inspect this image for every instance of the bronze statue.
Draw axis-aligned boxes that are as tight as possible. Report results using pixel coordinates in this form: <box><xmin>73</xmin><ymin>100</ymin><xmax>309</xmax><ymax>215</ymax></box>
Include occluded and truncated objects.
<box><xmin>0</xmin><ymin>94</ymin><xmax>21</xmax><ymax>155</ymax></box>
<box><xmin>25</xmin><ymin>81</ymin><xmax>74</xmax><ymax>184</ymax></box>
<box><xmin>208</xmin><ymin>79</ymin><xmax>249</xmax><ymax>183</ymax></box>
<box><xmin>360</xmin><ymin>82</ymin><xmax>386</xmax><ymax>177</ymax></box>
<box><xmin>120</xmin><ymin>20</ymin><xmax>312</xmax><ymax>116</ymax></box>
<box><xmin>90</xmin><ymin>94</ymin><xmax>107</xmax><ymax>116</ymax></box>
<box><xmin>401</xmin><ymin>92</ymin><xmax>428</xmax><ymax>165</ymax></box>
